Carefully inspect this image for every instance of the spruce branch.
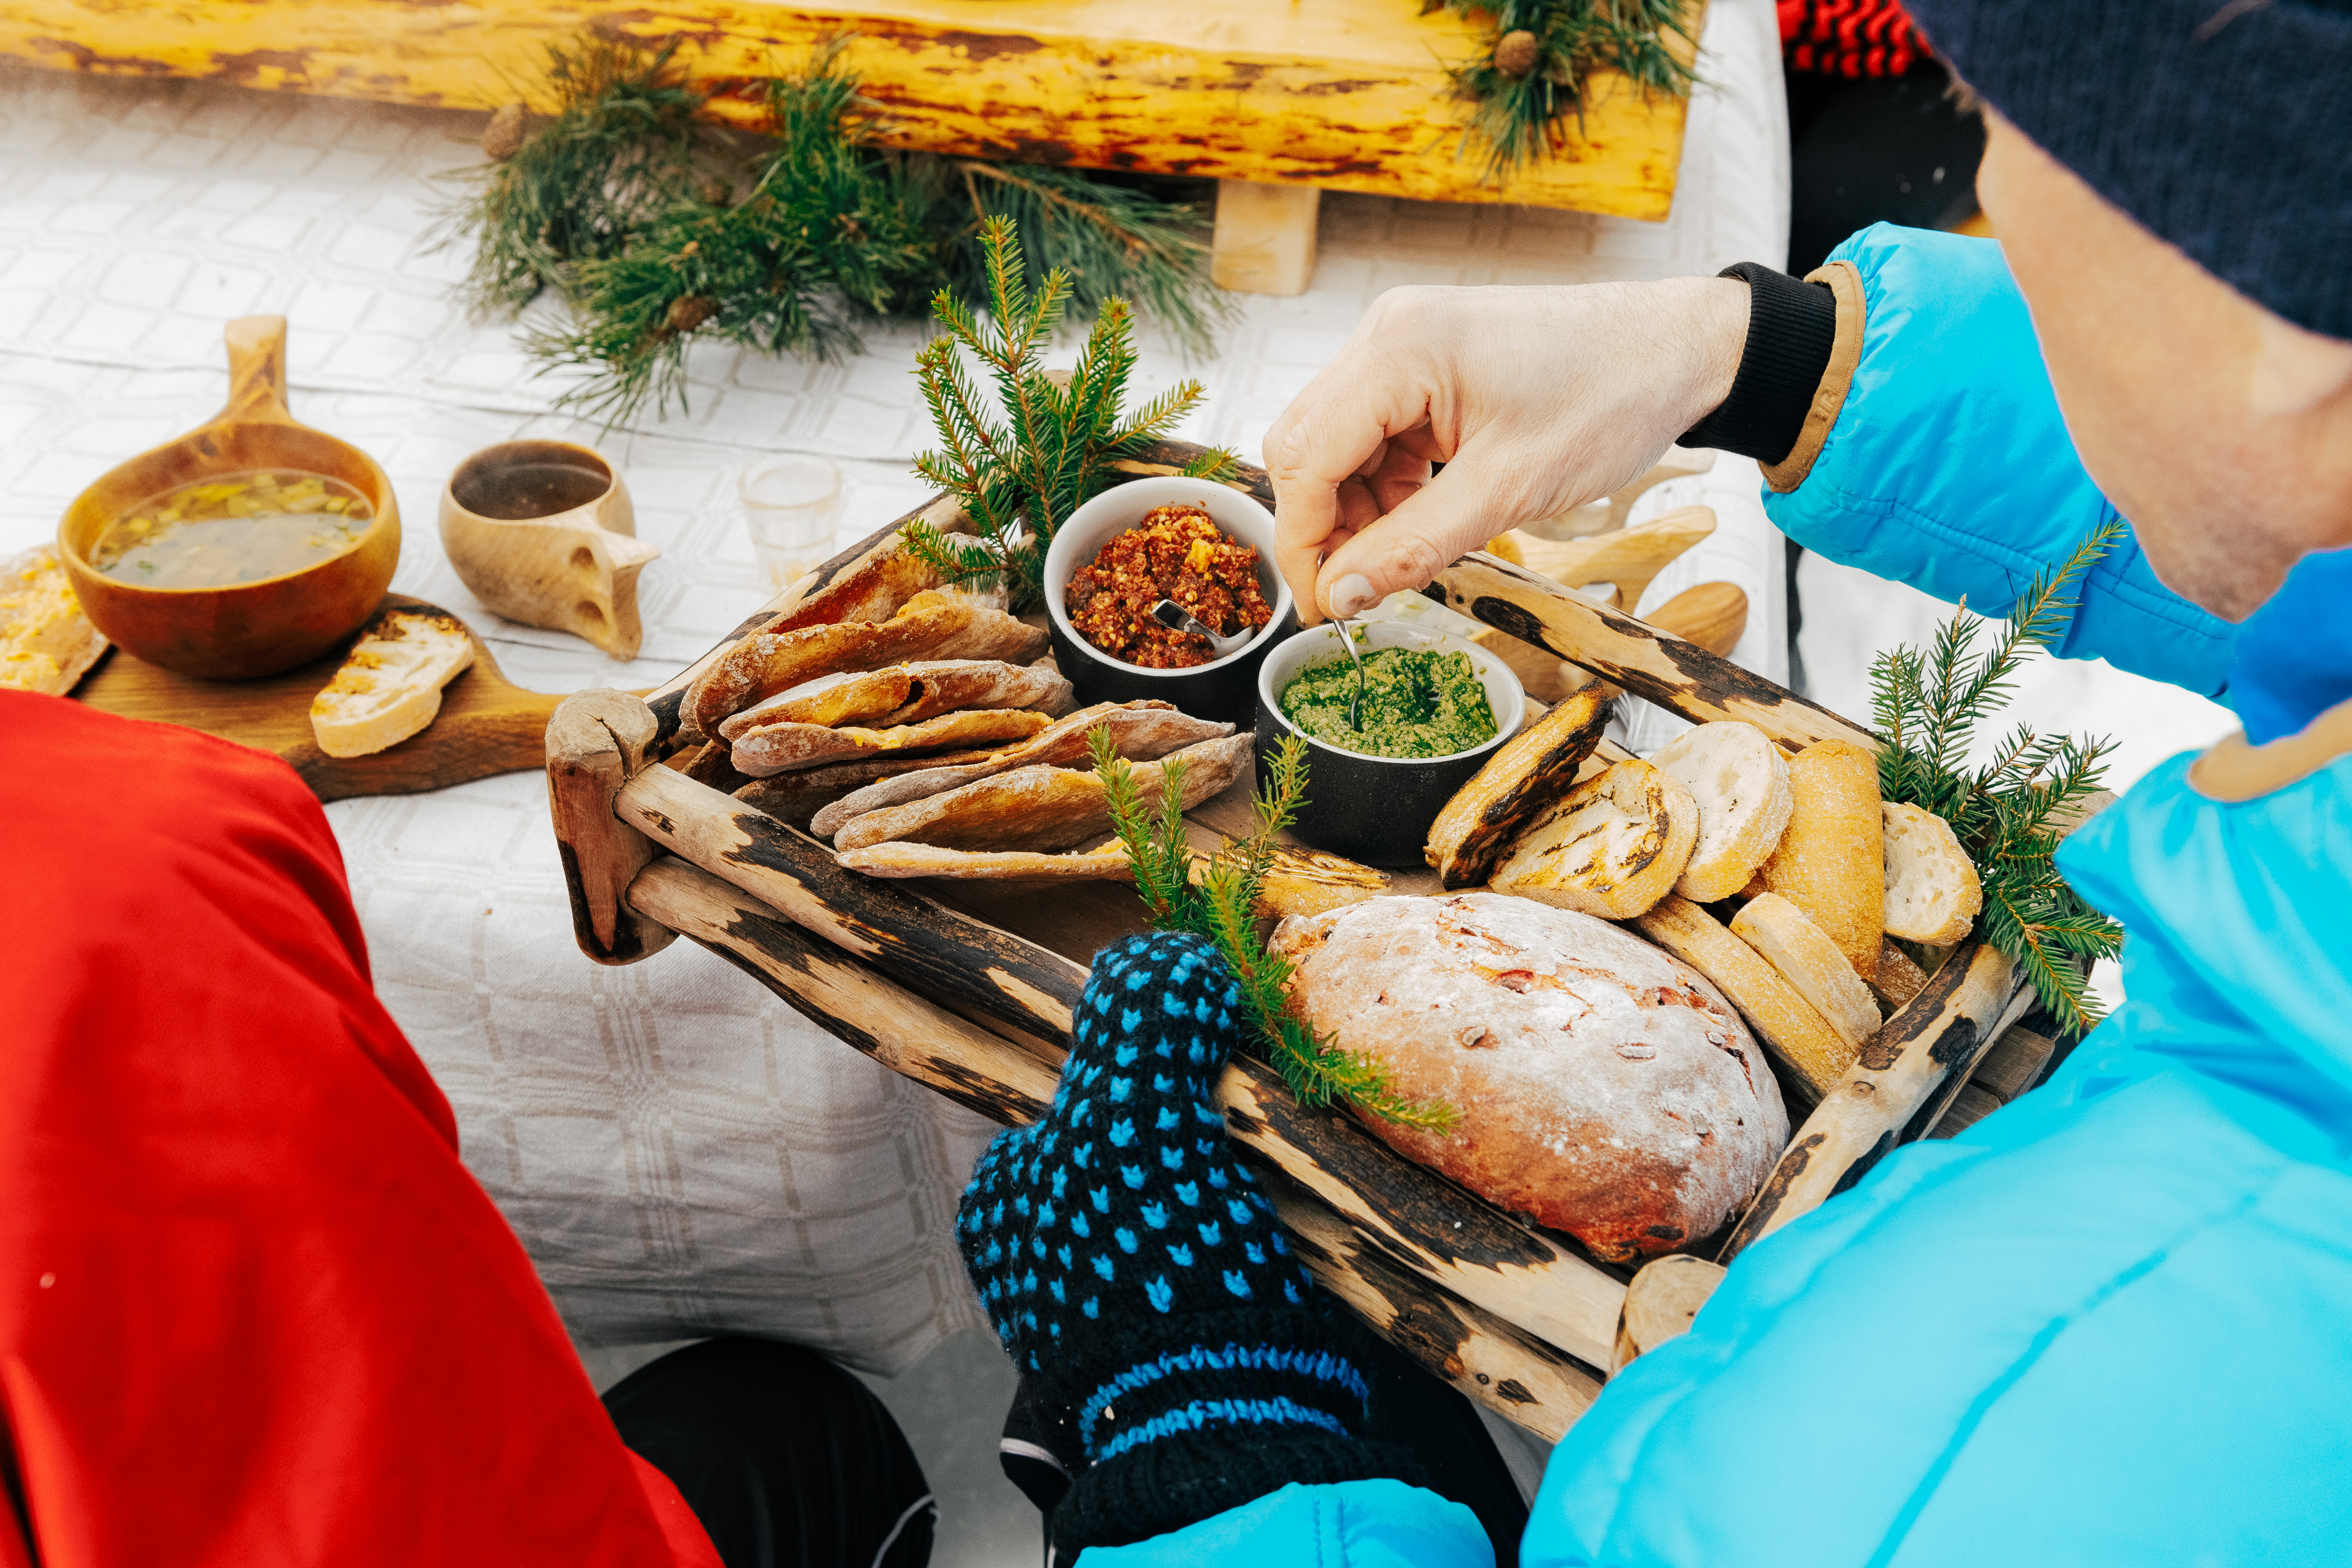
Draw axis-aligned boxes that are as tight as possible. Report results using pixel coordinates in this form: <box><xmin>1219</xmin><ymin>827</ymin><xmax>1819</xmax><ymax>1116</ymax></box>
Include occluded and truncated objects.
<box><xmin>1431</xmin><ymin>0</ymin><xmax>1698</xmax><ymax>182</ymax></box>
<box><xmin>1864</xmin><ymin>524</ymin><xmax>2129</xmax><ymax>1034</ymax></box>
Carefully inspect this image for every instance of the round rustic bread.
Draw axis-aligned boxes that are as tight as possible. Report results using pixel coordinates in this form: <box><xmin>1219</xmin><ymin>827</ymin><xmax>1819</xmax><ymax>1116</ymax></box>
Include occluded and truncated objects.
<box><xmin>1269</xmin><ymin>892</ymin><xmax>1789</xmax><ymax>1262</ymax></box>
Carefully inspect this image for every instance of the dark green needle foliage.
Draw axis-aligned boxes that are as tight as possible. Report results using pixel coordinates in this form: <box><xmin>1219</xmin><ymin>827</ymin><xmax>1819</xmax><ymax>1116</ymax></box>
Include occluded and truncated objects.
<box><xmin>1427</xmin><ymin>0</ymin><xmax>1698</xmax><ymax>181</ymax></box>
<box><xmin>1869</xmin><ymin>523</ymin><xmax>2129</xmax><ymax>1033</ymax></box>
<box><xmin>900</xmin><ymin>216</ymin><xmax>1236</xmax><ymax>611</ymax></box>
<box><xmin>440</xmin><ymin>35</ymin><xmax>1225</xmax><ymax>427</ymax></box>
<box><xmin>1090</xmin><ymin>726</ymin><xmax>1458</xmax><ymax>1132</ymax></box>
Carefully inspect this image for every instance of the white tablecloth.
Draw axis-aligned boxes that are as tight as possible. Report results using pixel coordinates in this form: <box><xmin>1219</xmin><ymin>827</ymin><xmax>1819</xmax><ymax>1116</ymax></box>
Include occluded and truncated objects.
<box><xmin>0</xmin><ymin>0</ymin><xmax>1800</xmax><ymax>1374</ymax></box>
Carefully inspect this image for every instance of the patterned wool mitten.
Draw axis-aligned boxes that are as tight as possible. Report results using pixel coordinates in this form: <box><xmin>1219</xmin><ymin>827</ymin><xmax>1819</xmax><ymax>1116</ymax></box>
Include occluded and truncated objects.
<box><xmin>956</xmin><ymin>932</ymin><xmax>1416</xmax><ymax>1555</ymax></box>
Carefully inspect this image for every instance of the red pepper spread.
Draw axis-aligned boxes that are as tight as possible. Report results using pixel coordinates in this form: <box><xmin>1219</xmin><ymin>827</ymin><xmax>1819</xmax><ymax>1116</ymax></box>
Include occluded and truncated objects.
<box><xmin>1064</xmin><ymin>505</ymin><xmax>1274</xmax><ymax>669</ymax></box>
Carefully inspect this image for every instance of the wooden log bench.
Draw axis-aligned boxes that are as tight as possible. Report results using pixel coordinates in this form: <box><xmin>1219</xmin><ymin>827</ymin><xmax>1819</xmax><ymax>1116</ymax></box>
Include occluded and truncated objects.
<box><xmin>0</xmin><ymin>0</ymin><xmax>1704</xmax><ymax>295</ymax></box>
<box><xmin>545</xmin><ymin>440</ymin><xmax>2046</xmax><ymax>1440</ymax></box>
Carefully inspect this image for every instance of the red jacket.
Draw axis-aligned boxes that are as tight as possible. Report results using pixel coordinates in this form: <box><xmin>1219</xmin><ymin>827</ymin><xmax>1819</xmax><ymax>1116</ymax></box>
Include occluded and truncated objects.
<box><xmin>0</xmin><ymin>692</ymin><xmax>718</xmax><ymax>1567</ymax></box>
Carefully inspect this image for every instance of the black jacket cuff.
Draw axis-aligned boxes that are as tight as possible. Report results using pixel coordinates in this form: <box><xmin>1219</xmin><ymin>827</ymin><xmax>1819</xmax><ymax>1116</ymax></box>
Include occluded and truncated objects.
<box><xmin>1681</xmin><ymin>261</ymin><xmax>1839</xmax><ymax>465</ymax></box>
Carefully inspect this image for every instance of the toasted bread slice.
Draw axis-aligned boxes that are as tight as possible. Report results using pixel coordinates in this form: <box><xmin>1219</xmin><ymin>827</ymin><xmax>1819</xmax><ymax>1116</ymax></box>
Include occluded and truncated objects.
<box><xmin>1756</xmin><ymin>740</ymin><xmax>1885</xmax><ymax>979</ymax></box>
<box><xmin>1424</xmin><ymin>684</ymin><xmax>1613</xmax><ymax>888</ymax></box>
<box><xmin>1634</xmin><ymin>895</ymin><xmax>1855</xmax><ymax>1099</ymax></box>
<box><xmin>1730</xmin><ymin>893</ymin><xmax>1882</xmax><ymax>1048</ymax></box>
<box><xmin>1491</xmin><ymin>758</ymin><xmax>1697</xmax><ymax>920</ymax></box>
<box><xmin>1882</xmin><ymin>801</ymin><xmax>1983</xmax><ymax>944</ymax></box>
<box><xmin>0</xmin><ymin>546</ymin><xmax>107</xmax><ymax>697</ymax></box>
<box><xmin>309</xmin><ymin>609</ymin><xmax>476</xmax><ymax>758</ymax></box>
<box><xmin>1647</xmin><ymin>721</ymin><xmax>1793</xmax><ymax>903</ymax></box>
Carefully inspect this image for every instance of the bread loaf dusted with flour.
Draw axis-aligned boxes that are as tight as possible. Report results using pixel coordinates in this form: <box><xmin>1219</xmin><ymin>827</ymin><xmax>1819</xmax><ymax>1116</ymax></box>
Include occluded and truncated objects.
<box><xmin>1270</xmin><ymin>893</ymin><xmax>1789</xmax><ymax>1262</ymax></box>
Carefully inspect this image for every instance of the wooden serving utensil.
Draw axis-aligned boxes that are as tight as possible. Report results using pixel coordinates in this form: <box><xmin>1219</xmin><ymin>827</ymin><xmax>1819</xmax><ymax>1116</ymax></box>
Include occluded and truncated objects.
<box><xmin>75</xmin><ymin>594</ymin><xmax>568</xmax><ymax>803</ymax></box>
<box><xmin>55</xmin><ymin>316</ymin><xmax>402</xmax><ymax>680</ymax></box>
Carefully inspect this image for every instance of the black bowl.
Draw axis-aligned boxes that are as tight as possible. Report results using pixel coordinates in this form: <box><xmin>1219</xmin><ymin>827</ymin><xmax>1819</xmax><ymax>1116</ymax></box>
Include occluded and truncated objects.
<box><xmin>1253</xmin><ymin>622</ymin><xmax>1527</xmax><ymax>867</ymax></box>
<box><xmin>1042</xmin><ymin>476</ymin><xmax>1296</xmax><ymax>730</ymax></box>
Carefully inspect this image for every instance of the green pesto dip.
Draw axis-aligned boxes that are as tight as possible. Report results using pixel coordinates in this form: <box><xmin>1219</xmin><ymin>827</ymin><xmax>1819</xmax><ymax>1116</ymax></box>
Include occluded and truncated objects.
<box><xmin>1278</xmin><ymin>646</ymin><xmax>1499</xmax><ymax>759</ymax></box>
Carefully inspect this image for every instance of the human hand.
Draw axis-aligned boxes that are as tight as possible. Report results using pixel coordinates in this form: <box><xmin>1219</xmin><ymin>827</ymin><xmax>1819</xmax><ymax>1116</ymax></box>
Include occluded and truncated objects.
<box><xmin>1264</xmin><ymin>276</ymin><xmax>1750</xmax><ymax>622</ymax></box>
<box><xmin>956</xmin><ymin>932</ymin><xmax>1408</xmax><ymax>1554</ymax></box>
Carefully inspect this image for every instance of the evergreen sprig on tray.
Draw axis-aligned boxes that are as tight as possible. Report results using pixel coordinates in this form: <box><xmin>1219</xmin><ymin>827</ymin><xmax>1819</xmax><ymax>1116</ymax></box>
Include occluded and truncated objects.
<box><xmin>901</xmin><ymin>216</ymin><xmax>1237</xmax><ymax>612</ymax></box>
<box><xmin>1089</xmin><ymin>726</ymin><xmax>1458</xmax><ymax>1132</ymax></box>
<box><xmin>1869</xmin><ymin>523</ymin><xmax>2129</xmax><ymax>1033</ymax></box>
<box><xmin>439</xmin><ymin>36</ymin><xmax>1228</xmax><ymax>427</ymax></box>
<box><xmin>1430</xmin><ymin>0</ymin><xmax>1698</xmax><ymax>180</ymax></box>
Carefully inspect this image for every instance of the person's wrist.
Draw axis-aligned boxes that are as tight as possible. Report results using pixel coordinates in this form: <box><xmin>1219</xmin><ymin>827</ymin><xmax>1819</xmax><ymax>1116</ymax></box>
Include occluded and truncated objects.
<box><xmin>1667</xmin><ymin>274</ymin><xmax>1754</xmax><ymax>432</ymax></box>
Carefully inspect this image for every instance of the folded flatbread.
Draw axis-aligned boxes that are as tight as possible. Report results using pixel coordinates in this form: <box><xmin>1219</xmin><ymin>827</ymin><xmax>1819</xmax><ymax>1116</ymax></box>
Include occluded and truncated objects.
<box><xmin>731</xmin><ymin>706</ymin><xmax>1056</xmax><ymax>778</ymax></box>
<box><xmin>717</xmin><ymin>659</ymin><xmax>1072</xmax><ymax>741</ymax></box>
<box><xmin>836</xmin><ymin>843</ymin><xmax>1136</xmax><ymax>880</ymax></box>
<box><xmin>809</xmin><ymin>701</ymin><xmax>1234</xmax><ymax>837</ymax></box>
<box><xmin>760</xmin><ymin>531</ymin><xmax>1002</xmax><ymax>641</ymax></box>
<box><xmin>733</xmin><ymin>747</ymin><xmax>1001</xmax><ymax>825</ymax></box>
<box><xmin>684</xmin><ymin>589</ymin><xmax>1046</xmax><ymax>737</ymax></box>
<box><xmin>831</xmin><ymin>734</ymin><xmax>1253</xmax><ymax>855</ymax></box>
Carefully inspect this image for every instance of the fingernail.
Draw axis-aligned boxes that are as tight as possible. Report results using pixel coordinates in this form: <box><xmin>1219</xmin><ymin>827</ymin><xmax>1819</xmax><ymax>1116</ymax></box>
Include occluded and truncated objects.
<box><xmin>1327</xmin><ymin>574</ymin><xmax>1377</xmax><ymax>618</ymax></box>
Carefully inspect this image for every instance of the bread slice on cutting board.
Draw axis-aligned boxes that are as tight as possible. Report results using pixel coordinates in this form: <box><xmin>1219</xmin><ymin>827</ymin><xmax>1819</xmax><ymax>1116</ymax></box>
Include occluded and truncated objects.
<box><xmin>1730</xmin><ymin>893</ymin><xmax>1883</xmax><ymax>1048</ymax></box>
<box><xmin>1647</xmin><ymin>720</ymin><xmax>1793</xmax><ymax>903</ymax></box>
<box><xmin>0</xmin><ymin>545</ymin><xmax>108</xmax><ymax>697</ymax></box>
<box><xmin>1491</xmin><ymin>758</ymin><xmax>1697</xmax><ymax>920</ymax></box>
<box><xmin>309</xmin><ymin>608</ymin><xmax>476</xmax><ymax>758</ymax></box>
<box><xmin>1881</xmin><ymin>801</ymin><xmax>1983</xmax><ymax>944</ymax></box>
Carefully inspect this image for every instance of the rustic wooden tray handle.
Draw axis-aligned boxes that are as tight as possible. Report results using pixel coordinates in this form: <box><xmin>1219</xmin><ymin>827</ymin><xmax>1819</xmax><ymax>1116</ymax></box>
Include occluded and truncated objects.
<box><xmin>547</xmin><ymin>689</ymin><xmax>677</xmax><ymax>965</ymax></box>
<box><xmin>1426</xmin><ymin>550</ymin><xmax>1879</xmax><ymax>755</ymax></box>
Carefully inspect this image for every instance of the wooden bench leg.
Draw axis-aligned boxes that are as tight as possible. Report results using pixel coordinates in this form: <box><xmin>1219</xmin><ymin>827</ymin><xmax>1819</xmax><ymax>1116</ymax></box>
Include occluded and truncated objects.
<box><xmin>1212</xmin><ymin>181</ymin><xmax>1321</xmax><ymax>296</ymax></box>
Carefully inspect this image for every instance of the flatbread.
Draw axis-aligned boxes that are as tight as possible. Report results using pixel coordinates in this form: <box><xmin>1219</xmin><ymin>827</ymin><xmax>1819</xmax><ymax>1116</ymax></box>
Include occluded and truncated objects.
<box><xmin>733</xmin><ymin>747</ymin><xmax>1002</xmax><ymax>826</ymax></box>
<box><xmin>731</xmin><ymin>706</ymin><xmax>1056</xmax><ymax>778</ymax></box>
<box><xmin>0</xmin><ymin>545</ymin><xmax>107</xmax><ymax>697</ymax></box>
<box><xmin>809</xmin><ymin>701</ymin><xmax>1234</xmax><ymax>837</ymax></box>
<box><xmin>837</xmin><ymin>843</ymin><xmax>1135</xmax><ymax>880</ymax></box>
<box><xmin>760</xmin><ymin>531</ymin><xmax>1000</xmax><ymax>639</ymax></box>
<box><xmin>831</xmin><ymin>734</ymin><xmax>1253</xmax><ymax>854</ymax></box>
<box><xmin>716</xmin><ymin>659</ymin><xmax>1072</xmax><ymax>741</ymax></box>
<box><xmin>683</xmin><ymin>589</ymin><xmax>1046</xmax><ymax>736</ymax></box>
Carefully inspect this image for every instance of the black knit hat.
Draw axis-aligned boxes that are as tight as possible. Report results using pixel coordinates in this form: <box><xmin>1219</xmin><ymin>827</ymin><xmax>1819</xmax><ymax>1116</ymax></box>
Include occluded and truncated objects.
<box><xmin>1902</xmin><ymin>0</ymin><xmax>2352</xmax><ymax>341</ymax></box>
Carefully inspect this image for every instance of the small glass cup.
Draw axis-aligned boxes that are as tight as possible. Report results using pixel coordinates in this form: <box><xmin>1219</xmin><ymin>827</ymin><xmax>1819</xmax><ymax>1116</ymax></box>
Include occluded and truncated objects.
<box><xmin>739</xmin><ymin>455</ymin><xmax>843</xmax><ymax>589</ymax></box>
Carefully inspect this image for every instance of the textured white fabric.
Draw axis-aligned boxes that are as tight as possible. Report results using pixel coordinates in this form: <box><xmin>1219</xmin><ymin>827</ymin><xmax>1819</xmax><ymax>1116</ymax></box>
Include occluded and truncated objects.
<box><xmin>0</xmin><ymin>0</ymin><xmax>1792</xmax><ymax>1374</ymax></box>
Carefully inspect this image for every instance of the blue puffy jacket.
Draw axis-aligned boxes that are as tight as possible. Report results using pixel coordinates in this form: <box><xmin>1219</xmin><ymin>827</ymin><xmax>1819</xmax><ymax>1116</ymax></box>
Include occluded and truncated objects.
<box><xmin>1091</xmin><ymin>226</ymin><xmax>2352</xmax><ymax>1567</ymax></box>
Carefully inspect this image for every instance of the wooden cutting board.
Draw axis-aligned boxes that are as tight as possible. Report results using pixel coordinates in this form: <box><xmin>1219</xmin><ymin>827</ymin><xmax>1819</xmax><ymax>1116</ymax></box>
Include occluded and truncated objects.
<box><xmin>73</xmin><ymin>594</ymin><xmax>567</xmax><ymax>802</ymax></box>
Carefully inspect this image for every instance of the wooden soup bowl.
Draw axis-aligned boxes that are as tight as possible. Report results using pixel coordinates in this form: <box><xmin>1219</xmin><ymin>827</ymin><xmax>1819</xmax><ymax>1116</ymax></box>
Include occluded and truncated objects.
<box><xmin>56</xmin><ymin>316</ymin><xmax>401</xmax><ymax>681</ymax></box>
<box><xmin>439</xmin><ymin>440</ymin><xmax>657</xmax><ymax>661</ymax></box>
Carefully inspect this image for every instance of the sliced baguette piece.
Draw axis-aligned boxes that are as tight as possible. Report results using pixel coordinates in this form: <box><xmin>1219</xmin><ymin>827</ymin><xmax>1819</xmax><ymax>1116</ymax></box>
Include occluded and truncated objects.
<box><xmin>1729</xmin><ymin>893</ymin><xmax>1883</xmax><ymax>1048</ymax></box>
<box><xmin>1424</xmin><ymin>684</ymin><xmax>1613</xmax><ymax>888</ymax></box>
<box><xmin>1647</xmin><ymin>720</ymin><xmax>1794</xmax><ymax>902</ymax></box>
<box><xmin>1881</xmin><ymin>801</ymin><xmax>1984</xmax><ymax>944</ymax></box>
<box><xmin>1490</xmin><ymin>758</ymin><xmax>1697</xmax><ymax>920</ymax></box>
<box><xmin>1634</xmin><ymin>895</ymin><xmax>1856</xmax><ymax>1099</ymax></box>
<box><xmin>308</xmin><ymin>608</ymin><xmax>476</xmax><ymax>758</ymax></box>
<box><xmin>1756</xmin><ymin>740</ymin><xmax>1885</xmax><ymax>980</ymax></box>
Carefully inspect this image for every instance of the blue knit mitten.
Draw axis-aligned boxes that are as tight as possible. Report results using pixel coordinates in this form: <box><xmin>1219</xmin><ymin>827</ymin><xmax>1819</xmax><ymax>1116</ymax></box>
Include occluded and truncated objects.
<box><xmin>956</xmin><ymin>932</ymin><xmax>1415</xmax><ymax>1554</ymax></box>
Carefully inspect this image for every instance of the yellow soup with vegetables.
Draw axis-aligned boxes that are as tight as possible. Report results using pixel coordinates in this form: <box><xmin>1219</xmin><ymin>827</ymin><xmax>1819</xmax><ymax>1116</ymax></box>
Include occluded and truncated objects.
<box><xmin>90</xmin><ymin>469</ymin><xmax>375</xmax><ymax>588</ymax></box>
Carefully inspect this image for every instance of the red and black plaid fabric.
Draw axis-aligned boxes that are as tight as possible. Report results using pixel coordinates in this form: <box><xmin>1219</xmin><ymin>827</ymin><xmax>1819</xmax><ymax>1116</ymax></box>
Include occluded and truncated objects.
<box><xmin>1779</xmin><ymin>0</ymin><xmax>1929</xmax><ymax>76</ymax></box>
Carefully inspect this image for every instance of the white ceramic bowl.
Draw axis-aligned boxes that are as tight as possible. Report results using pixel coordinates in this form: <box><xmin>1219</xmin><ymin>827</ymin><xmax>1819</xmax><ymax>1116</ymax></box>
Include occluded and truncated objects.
<box><xmin>1254</xmin><ymin>620</ymin><xmax>1526</xmax><ymax>865</ymax></box>
<box><xmin>1042</xmin><ymin>476</ymin><xmax>1298</xmax><ymax>727</ymax></box>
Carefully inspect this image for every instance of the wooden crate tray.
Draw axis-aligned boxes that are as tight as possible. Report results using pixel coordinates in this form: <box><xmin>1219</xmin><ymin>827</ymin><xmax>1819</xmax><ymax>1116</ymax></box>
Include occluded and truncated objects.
<box><xmin>546</xmin><ymin>439</ymin><xmax>2036</xmax><ymax>1440</ymax></box>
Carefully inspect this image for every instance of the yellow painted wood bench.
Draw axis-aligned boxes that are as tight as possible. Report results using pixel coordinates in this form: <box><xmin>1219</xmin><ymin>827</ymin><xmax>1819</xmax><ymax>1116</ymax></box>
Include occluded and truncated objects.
<box><xmin>0</xmin><ymin>0</ymin><xmax>1704</xmax><ymax>293</ymax></box>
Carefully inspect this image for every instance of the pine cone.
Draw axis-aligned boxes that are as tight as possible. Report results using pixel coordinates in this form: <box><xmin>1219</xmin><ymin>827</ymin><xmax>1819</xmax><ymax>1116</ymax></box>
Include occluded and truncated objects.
<box><xmin>664</xmin><ymin>295</ymin><xmax>717</xmax><ymax>334</ymax></box>
<box><xmin>698</xmin><ymin>178</ymin><xmax>732</xmax><ymax>207</ymax></box>
<box><xmin>1495</xmin><ymin>29</ymin><xmax>1542</xmax><ymax>80</ymax></box>
<box><xmin>480</xmin><ymin>102</ymin><xmax>526</xmax><ymax>162</ymax></box>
